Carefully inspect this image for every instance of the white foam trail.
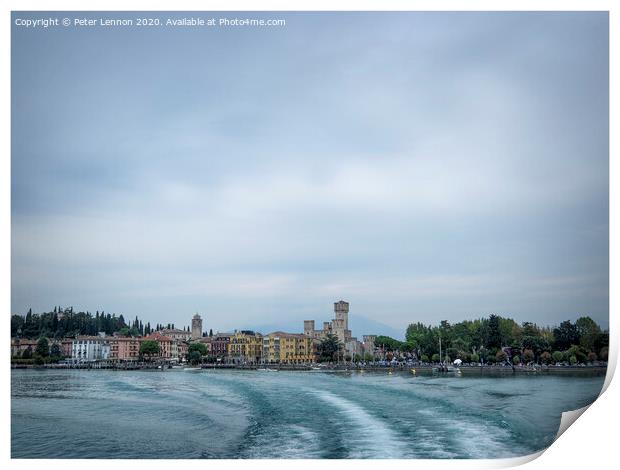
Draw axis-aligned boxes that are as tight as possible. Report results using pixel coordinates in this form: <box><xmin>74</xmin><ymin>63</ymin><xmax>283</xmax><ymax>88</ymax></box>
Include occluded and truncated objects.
<box><xmin>312</xmin><ymin>390</ymin><xmax>409</xmax><ymax>458</ymax></box>
<box><xmin>247</xmin><ymin>424</ymin><xmax>322</xmax><ymax>458</ymax></box>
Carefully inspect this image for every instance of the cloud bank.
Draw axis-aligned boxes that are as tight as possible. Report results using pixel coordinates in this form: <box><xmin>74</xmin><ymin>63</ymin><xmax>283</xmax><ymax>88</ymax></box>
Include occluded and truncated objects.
<box><xmin>11</xmin><ymin>12</ymin><xmax>609</xmax><ymax>333</ymax></box>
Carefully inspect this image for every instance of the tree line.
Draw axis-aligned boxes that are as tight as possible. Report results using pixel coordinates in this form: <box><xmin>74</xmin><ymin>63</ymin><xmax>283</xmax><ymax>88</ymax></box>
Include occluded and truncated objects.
<box><xmin>10</xmin><ymin>307</ymin><xmax>190</xmax><ymax>339</ymax></box>
<box><xmin>374</xmin><ymin>314</ymin><xmax>608</xmax><ymax>365</ymax></box>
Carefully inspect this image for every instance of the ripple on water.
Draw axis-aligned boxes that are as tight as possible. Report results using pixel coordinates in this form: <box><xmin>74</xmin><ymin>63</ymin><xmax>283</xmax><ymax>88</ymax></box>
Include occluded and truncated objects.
<box><xmin>11</xmin><ymin>370</ymin><xmax>605</xmax><ymax>459</ymax></box>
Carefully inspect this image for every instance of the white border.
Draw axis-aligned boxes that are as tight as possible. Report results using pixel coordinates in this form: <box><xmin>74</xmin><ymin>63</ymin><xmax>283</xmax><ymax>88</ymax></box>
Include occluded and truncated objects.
<box><xmin>2</xmin><ymin>1</ymin><xmax>616</xmax><ymax>470</ymax></box>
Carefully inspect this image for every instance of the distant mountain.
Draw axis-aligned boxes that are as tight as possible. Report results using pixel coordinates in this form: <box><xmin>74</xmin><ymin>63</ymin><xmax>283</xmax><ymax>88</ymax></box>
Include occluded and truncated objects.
<box><xmin>242</xmin><ymin>315</ymin><xmax>404</xmax><ymax>341</ymax></box>
<box><xmin>348</xmin><ymin>315</ymin><xmax>404</xmax><ymax>341</ymax></box>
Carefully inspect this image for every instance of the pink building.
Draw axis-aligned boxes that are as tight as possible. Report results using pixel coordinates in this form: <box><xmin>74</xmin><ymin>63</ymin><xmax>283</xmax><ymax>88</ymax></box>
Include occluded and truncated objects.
<box><xmin>144</xmin><ymin>332</ymin><xmax>172</xmax><ymax>359</ymax></box>
<box><xmin>109</xmin><ymin>337</ymin><xmax>143</xmax><ymax>361</ymax></box>
<box><xmin>11</xmin><ymin>339</ymin><xmax>37</xmax><ymax>357</ymax></box>
<box><xmin>62</xmin><ymin>339</ymin><xmax>73</xmax><ymax>357</ymax></box>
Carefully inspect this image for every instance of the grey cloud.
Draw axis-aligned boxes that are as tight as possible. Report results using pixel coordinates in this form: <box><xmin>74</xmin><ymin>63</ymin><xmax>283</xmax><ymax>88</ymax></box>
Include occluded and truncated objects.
<box><xmin>11</xmin><ymin>12</ymin><xmax>608</xmax><ymax>332</ymax></box>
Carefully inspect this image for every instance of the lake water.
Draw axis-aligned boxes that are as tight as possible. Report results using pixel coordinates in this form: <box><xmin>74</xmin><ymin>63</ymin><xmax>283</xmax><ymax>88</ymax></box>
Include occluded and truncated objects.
<box><xmin>11</xmin><ymin>369</ymin><xmax>605</xmax><ymax>459</ymax></box>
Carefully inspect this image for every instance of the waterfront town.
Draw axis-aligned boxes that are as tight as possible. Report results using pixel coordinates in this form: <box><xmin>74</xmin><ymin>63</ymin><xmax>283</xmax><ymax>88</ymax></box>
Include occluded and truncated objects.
<box><xmin>11</xmin><ymin>300</ymin><xmax>381</xmax><ymax>366</ymax></box>
<box><xmin>10</xmin><ymin>299</ymin><xmax>609</xmax><ymax>371</ymax></box>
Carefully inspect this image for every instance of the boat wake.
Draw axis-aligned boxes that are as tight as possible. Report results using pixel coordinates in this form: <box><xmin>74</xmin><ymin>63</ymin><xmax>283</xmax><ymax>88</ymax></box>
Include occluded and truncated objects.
<box><xmin>312</xmin><ymin>390</ymin><xmax>410</xmax><ymax>458</ymax></box>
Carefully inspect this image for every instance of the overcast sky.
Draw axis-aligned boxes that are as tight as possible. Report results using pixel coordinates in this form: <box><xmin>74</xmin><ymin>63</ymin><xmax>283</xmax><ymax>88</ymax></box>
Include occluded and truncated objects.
<box><xmin>11</xmin><ymin>12</ymin><xmax>609</xmax><ymax>335</ymax></box>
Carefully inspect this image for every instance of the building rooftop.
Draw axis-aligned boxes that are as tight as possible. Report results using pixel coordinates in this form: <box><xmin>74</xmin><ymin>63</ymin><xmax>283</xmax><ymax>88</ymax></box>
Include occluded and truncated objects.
<box><xmin>11</xmin><ymin>338</ymin><xmax>38</xmax><ymax>345</ymax></box>
<box><xmin>75</xmin><ymin>335</ymin><xmax>112</xmax><ymax>341</ymax></box>
<box><xmin>160</xmin><ymin>328</ymin><xmax>188</xmax><ymax>334</ymax></box>
<box><xmin>144</xmin><ymin>332</ymin><xmax>172</xmax><ymax>342</ymax></box>
<box><xmin>213</xmin><ymin>333</ymin><xmax>235</xmax><ymax>338</ymax></box>
<box><xmin>266</xmin><ymin>331</ymin><xmax>306</xmax><ymax>338</ymax></box>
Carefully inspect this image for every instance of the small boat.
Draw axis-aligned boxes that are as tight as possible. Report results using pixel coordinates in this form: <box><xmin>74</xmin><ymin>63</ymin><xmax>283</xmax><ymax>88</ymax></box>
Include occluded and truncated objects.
<box><xmin>183</xmin><ymin>366</ymin><xmax>202</xmax><ymax>372</ymax></box>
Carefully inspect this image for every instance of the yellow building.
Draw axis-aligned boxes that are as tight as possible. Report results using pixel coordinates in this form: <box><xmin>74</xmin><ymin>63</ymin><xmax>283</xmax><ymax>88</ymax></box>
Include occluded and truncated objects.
<box><xmin>227</xmin><ymin>331</ymin><xmax>262</xmax><ymax>364</ymax></box>
<box><xmin>262</xmin><ymin>332</ymin><xmax>316</xmax><ymax>364</ymax></box>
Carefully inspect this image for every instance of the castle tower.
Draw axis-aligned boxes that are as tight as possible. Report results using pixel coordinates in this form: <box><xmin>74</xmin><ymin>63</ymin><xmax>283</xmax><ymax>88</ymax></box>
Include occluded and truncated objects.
<box><xmin>334</xmin><ymin>300</ymin><xmax>349</xmax><ymax>330</ymax></box>
<box><xmin>191</xmin><ymin>314</ymin><xmax>203</xmax><ymax>340</ymax></box>
<box><xmin>304</xmin><ymin>320</ymin><xmax>315</xmax><ymax>336</ymax></box>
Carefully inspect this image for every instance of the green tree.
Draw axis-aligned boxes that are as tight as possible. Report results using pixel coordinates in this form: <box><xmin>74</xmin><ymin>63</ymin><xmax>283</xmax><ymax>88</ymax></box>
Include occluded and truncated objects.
<box><xmin>431</xmin><ymin>353</ymin><xmax>440</xmax><ymax>363</ymax></box>
<box><xmin>420</xmin><ymin>354</ymin><xmax>429</xmax><ymax>362</ymax></box>
<box><xmin>188</xmin><ymin>342</ymin><xmax>208</xmax><ymax>356</ymax></box>
<box><xmin>522</xmin><ymin>322</ymin><xmax>540</xmax><ymax>338</ymax></box>
<box><xmin>406</xmin><ymin>322</ymin><xmax>438</xmax><ymax>357</ymax></box>
<box><xmin>553</xmin><ymin>321</ymin><xmax>580</xmax><ymax>351</ymax></box>
<box><xmin>318</xmin><ymin>333</ymin><xmax>342</xmax><ymax>362</ymax></box>
<box><xmin>35</xmin><ymin>337</ymin><xmax>49</xmax><ymax>357</ymax></box>
<box><xmin>119</xmin><ymin>326</ymin><xmax>131</xmax><ymax>337</ymax></box>
<box><xmin>451</xmin><ymin>322</ymin><xmax>473</xmax><ymax>352</ymax></box>
<box><xmin>374</xmin><ymin>335</ymin><xmax>403</xmax><ymax>352</ymax></box>
<box><xmin>566</xmin><ymin>345</ymin><xmax>587</xmax><ymax>364</ymax></box>
<box><xmin>499</xmin><ymin>317</ymin><xmax>520</xmax><ymax>347</ymax></box>
<box><xmin>187</xmin><ymin>350</ymin><xmax>202</xmax><ymax>365</ymax></box>
<box><xmin>406</xmin><ymin>322</ymin><xmax>426</xmax><ymax>348</ymax></box>
<box><xmin>575</xmin><ymin>316</ymin><xmax>602</xmax><ymax>352</ymax></box>
<box><xmin>552</xmin><ymin>351</ymin><xmax>564</xmax><ymax>363</ymax></box>
<box><xmin>438</xmin><ymin>320</ymin><xmax>454</xmax><ymax>353</ymax></box>
<box><xmin>471</xmin><ymin>353</ymin><xmax>480</xmax><ymax>363</ymax></box>
<box><xmin>22</xmin><ymin>347</ymin><xmax>33</xmax><ymax>359</ymax></box>
<box><xmin>50</xmin><ymin>343</ymin><xmax>62</xmax><ymax>358</ymax></box>
<box><xmin>140</xmin><ymin>340</ymin><xmax>160</xmax><ymax>359</ymax></box>
<box><xmin>487</xmin><ymin>315</ymin><xmax>502</xmax><ymax>349</ymax></box>
<box><xmin>11</xmin><ymin>314</ymin><xmax>25</xmax><ymax>337</ymax></box>
<box><xmin>522</xmin><ymin>335</ymin><xmax>549</xmax><ymax>358</ymax></box>
<box><xmin>512</xmin><ymin>355</ymin><xmax>520</xmax><ymax>365</ymax></box>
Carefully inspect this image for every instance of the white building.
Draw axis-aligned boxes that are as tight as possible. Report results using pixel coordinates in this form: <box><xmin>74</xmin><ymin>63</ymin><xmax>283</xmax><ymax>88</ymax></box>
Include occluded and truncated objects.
<box><xmin>71</xmin><ymin>335</ymin><xmax>111</xmax><ymax>362</ymax></box>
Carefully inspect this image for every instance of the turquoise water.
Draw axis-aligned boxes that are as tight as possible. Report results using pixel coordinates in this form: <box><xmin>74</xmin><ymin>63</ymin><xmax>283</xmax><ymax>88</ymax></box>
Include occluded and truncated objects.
<box><xmin>11</xmin><ymin>369</ymin><xmax>604</xmax><ymax>459</ymax></box>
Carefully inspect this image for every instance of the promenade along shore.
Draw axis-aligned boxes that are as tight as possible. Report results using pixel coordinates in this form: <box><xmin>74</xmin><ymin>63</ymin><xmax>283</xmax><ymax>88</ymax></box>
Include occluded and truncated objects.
<box><xmin>11</xmin><ymin>362</ymin><xmax>608</xmax><ymax>378</ymax></box>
